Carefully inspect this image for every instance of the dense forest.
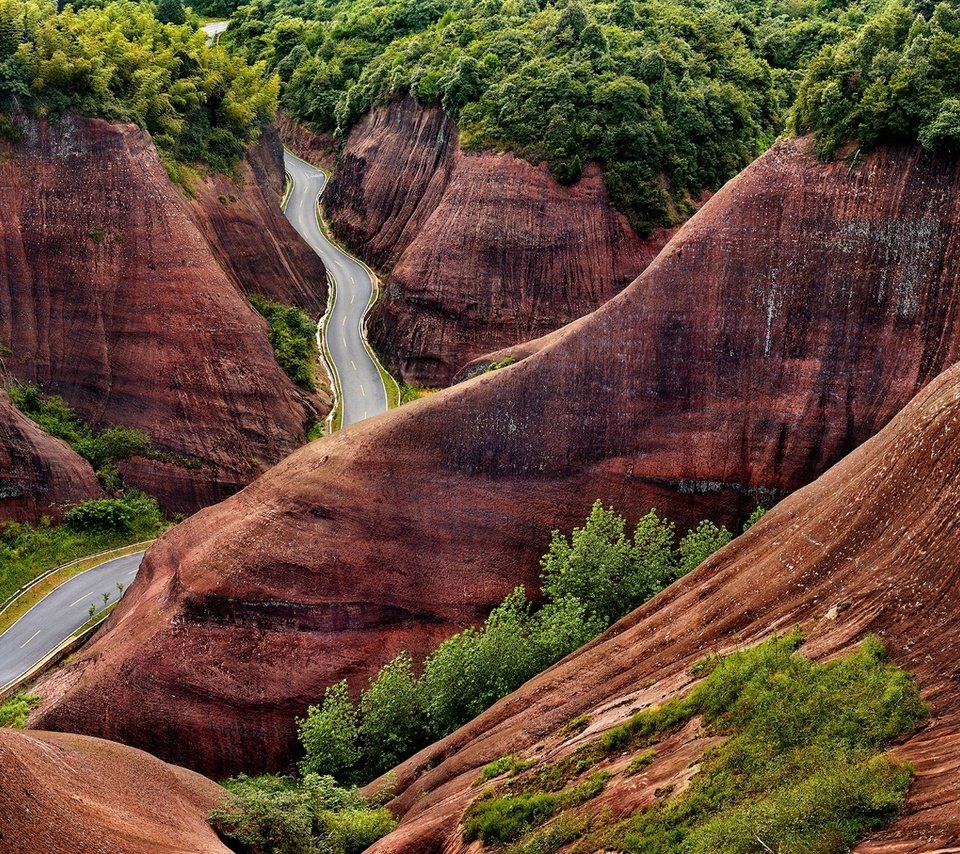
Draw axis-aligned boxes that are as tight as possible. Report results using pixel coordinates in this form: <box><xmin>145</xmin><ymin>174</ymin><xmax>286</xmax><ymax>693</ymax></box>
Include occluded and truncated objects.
<box><xmin>216</xmin><ymin>0</ymin><xmax>831</xmax><ymax>232</ymax></box>
<box><xmin>0</xmin><ymin>0</ymin><xmax>277</xmax><ymax>174</ymax></box>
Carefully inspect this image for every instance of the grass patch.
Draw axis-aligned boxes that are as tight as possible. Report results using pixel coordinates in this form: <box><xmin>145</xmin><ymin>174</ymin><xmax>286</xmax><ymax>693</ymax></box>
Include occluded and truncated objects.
<box><xmin>462</xmin><ymin>772</ymin><xmax>610</xmax><ymax>844</ymax></box>
<box><xmin>499</xmin><ymin>631</ymin><xmax>927</xmax><ymax>854</ymax></box>
<box><xmin>0</xmin><ymin>692</ymin><xmax>40</xmax><ymax>728</ymax></box>
<box><xmin>399</xmin><ymin>382</ymin><xmax>439</xmax><ymax>405</ymax></box>
<box><xmin>0</xmin><ymin>495</ymin><xmax>165</xmax><ymax>610</ymax></box>
<box><xmin>484</xmin><ymin>356</ymin><xmax>517</xmax><ymax>373</ymax></box>
<box><xmin>476</xmin><ymin>755</ymin><xmax>537</xmax><ymax>785</ymax></box>
<box><xmin>249</xmin><ymin>295</ymin><xmax>319</xmax><ymax>392</ymax></box>
<box><xmin>625</xmin><ymin>749</ymin><xmax>656</xmax><ymax>776</ymax></box>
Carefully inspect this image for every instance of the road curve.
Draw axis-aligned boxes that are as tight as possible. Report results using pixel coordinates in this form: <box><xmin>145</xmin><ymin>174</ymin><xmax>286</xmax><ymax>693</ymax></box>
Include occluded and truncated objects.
<box><xmin>201</xmin><ymin>20</ymin><xmax>228</xmax><ymax>44</ymax></box>
<box><xmin>0</xmin><ymin>552</ymin><xmax>144</xmax><ymax>691</ymax></box>
<box><xmin>283</xmin><ymin>150</ymin><xmax>389</xmax><ymax>427</ymax></box>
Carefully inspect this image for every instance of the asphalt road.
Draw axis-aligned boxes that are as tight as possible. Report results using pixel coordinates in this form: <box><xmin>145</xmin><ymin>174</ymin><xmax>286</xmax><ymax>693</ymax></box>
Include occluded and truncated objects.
<box><xmin>202</xmin><ymin>20</ymin><xmax>228</xmax><ymax>44</ymax></box>
<box><xmin>283</xmin><ymin>151</ymin><xmax>389</xmax><ymax>427</ymax></box>
<box><xmin>0</xmin><ymin>552</ymin><xmax>144</xmax><ymax>691</ymax></box>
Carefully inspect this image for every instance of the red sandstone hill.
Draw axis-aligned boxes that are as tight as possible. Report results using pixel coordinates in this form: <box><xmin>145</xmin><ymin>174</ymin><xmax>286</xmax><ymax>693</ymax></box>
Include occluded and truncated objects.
<box><xmin>363</xmin><ymin>358</ymin><xmax>960</xmax><ymax>853</ymax></box>
<box><xmin>31</xmin><ymin>137</ymin><xmax>960</xmax><ymax>778</ymax></box>
<box><xmin>0</xmin><ymin>728</ymin><xmax>228</xmax><ymax>853</ymax></box>
<box><xmin>0</xmin><ymin>389</ymin><xmax>102</xmax><ymax>522</ymax></box>
<box><xmin>324</xmin><ymin>97</ymin><xmax>673</xmax><ymax>385</ymax></box>
<box><xmin>0</xmin><ymin>116</ymin><xmax>328</xmax><ymax>514</ymax></box>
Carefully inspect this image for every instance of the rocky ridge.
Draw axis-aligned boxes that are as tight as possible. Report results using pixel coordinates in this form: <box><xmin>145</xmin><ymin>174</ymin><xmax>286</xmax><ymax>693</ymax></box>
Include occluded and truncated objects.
<box><xmin>365</xmin><ymin>358</ymin><xmax>960</xmax><ymax>852</ymax></box>
<box><xmin>0</xmin><ymin>116</ymin><xmax>328</xmax><ymax>514</ymax></box>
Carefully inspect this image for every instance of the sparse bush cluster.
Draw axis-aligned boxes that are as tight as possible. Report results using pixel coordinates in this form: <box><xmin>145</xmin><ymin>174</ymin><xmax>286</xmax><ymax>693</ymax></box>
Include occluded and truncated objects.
<box><xmin>0</xmin><ymin>692</ymin><xmax>40</xmax><ymax>728</ymax></box>
<box><xmin>249</xmin><ymin>295</ymin><xmax>319</xmax><ymax>391</ymax></box>
<box><xmin>298</xmin><ymin>501</ymin><xmax>743</xmax><ymax>785</ymax></box>
<box><xmin>209</xmin><ymin>772</ymin><xmax>396</xmax><ymax>854</ymax></box>
<box><xmin>0</xmin><ymin>0</ymin><xmax>277</xmax><ymax>175</ymax></box>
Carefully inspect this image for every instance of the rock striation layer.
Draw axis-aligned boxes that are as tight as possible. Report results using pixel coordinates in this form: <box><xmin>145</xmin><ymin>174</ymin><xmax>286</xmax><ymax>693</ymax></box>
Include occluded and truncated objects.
<box><xmin>0</xmin><ymin>116</ymin><xmax>327</xmax><ymax>514</ymax></box>
<box><xmin>32</xmin><ymin>138</ymin><xmax>960</xmax><ymax>777</ymax></box>
<box><xmin>0</xmin><ymin>728</ymin><xmax>228</xmax><ymax>853</ymax></box>
<box><xmin>364</xmin><ymin>358</ymin><xmax>960</xmax><ymax>853</ymax></box>
<box><xmin>0</xmin><ymin>389</ymin><xmax>102</xmax><ymax>522</ymax></box>
<box><xmin>324</xmin><ymin>97</ymin><xmax>670</xmax><ymax>385</ymax></box>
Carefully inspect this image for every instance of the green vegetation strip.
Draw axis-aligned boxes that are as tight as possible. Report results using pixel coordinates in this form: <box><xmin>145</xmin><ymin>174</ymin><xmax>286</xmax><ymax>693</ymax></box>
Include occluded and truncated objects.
<box><xmin>472</xmin><ymin>631</ymin><xmax>927</xmax><ymax>853</ymax></box>
<box><xmin>0</xmin><ymin>540</ymin><xmax>155</xmax><ymax>636</ymax></box>
<box><xmin>249</xmin><ymin>295</ymin><xmax>320</xmax><ymax>392</ymax></box>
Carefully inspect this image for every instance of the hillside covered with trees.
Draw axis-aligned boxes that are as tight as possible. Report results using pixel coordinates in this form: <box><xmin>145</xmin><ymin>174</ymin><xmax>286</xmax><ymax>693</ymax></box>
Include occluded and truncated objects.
<box><xmin>224</xmin><ymin>0</ymin><xmax>901</xmax><ymax>234</ymax></box>
<box><xmin>0</xmin><ymin>0</ymin><xmax>277</xmax><ymax>175</ymax></box>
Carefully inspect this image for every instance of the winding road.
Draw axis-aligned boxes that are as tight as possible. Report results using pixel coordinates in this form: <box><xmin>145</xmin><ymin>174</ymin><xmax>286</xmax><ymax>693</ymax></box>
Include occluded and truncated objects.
<box><xmin>0</xmin><ymin>552</ymin><xmax>144</xmax><ymax>692</ymax></box>
<box><xmin>202</xmin><ymin>20</ymin><xmax>228</xmax><ymax>44</ymax></box>
<box><xmin>283</xmin><ymin>151</ymin><xmax>389</xmax><ymax>427</ymax></box>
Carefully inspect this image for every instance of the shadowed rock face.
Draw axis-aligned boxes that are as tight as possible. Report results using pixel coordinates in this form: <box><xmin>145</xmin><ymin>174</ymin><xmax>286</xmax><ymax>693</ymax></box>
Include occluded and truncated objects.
<box><xmin>32</xmin><ymin>138</ymin><xmax>960</xmax><ymax>778</ymax></box>
<box><xmin>0</xmin><ymin>116</ymin><xmax>327</xmax><ymax>514</ymax></box>
<box><xmin>0</xmin><ymin>389</ymin><xmax>102</xmax><ymax>522</ymax></box>
<box><xmin>324</xmin><ymin>97</ymin><xmax>671</xmax><ymax>385</ymax></box>
<box><xmin>0</xmin><ymin>728</ymin><xmax>228</xmax><ymax>853</ymax></box>
<box><xmin>363</xmin><ymin>360</ymin><xmax>960</xmax><ymax>853</ymax></box>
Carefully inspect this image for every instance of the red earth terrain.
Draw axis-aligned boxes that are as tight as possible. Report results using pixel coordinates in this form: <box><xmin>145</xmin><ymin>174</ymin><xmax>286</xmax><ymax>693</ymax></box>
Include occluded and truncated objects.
<box><xmin>0</xmin><ymin>728</ymin><xmax>228</xmax><ymax>853</ymax></box>
<box><xmin>363</xmin><ymin>358</ymin><xmax>960</xmax><ymax>853</ymax></box>
<box><xmin>0</xmin><ymin>389</ymin><xmax>101</xmax><ymax>522</ymax></box>
<box><xmin>30</xmin><ymin>137</ymin><xmax>960</xmax><ymax>779</ymax></box>
<box><xmin>324</xmin><ymin>97</ymin><xmax>675</xmax><ymax>385</ymax></box>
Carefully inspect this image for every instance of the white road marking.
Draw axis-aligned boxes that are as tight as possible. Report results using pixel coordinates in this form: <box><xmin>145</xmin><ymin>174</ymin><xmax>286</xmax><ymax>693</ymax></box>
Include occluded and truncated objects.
<box><xmin>127</xmin><ymin>569</ymin><xmax>137</xmax><ymax>576</ymax></box>
<box><xmin>359</xmin><ymin>384</ymin><xmax>366</xmax><ymax>398</ymax></box>
<box><xmin>350</xmin><ymin>292</ymin><xmax>355</xmax><ymax>304</ymax></box>
<box><xmin>342</xmin><ymin>336</ymin><xmax>348</xmax><ymax>349</ymax></box>
<box><xmin>69</xmin><ymin>591</ymin><xmax>94</xmax><ymax>607</ymax></box>
<box><xmin>20</xmin><ymin>629</ymin><xmax>40</xmax><ymax>649</ymax></box>
<box><xmin>351</xmin><ymin>360</ymin><xmax>357</xmax><ymax>370</ymax></box>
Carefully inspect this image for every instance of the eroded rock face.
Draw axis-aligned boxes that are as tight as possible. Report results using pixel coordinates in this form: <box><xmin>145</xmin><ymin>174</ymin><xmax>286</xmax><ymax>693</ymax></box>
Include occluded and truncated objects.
<box><xmin>0</xmin><ymin>728</ymin><xmax>228</xmax><ymax>853</ymax></box>
<box><xmin>189</xmin><ymin>128</ymin><xmax>328</xmax><ymax>315</ymax></box>
<box><xmin>0</xmin><ymin>389</ymin><xmax>102</xmax><ymax>522</ymax></box>
<box><xmin>324</xmin><ymin>97</ymin><xmax>671</xmax><ymax>385</ymax></box>
<box><xmin>0</xmin><ymin>116</ymin><xmax>327</xmax><ymax>514</ymax></box>
<box><xmin>363</xmin><ymin>360</ymin><xmax>960</xmax><ymax>853</ymax></box>
<box><xmin>32</xmin><ymin>138</ymin><xmax>960</xmax><ymax>778</ymax></box>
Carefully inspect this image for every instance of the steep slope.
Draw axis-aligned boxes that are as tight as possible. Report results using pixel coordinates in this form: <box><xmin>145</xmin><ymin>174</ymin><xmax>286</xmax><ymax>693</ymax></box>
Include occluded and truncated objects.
<box><xmin>363</xmin><ymin>359</ymin><xmax>960</xmax><ymax>853</ymax></box>
<box><xmin>0</xmin><ymin>389</ymin><xmax>102</xmax><ymax>522</ymax></box>
<box><xmin>325</xmin><ymin>98</ymin><xmax>672</xmax><ymax>385</ymax></box>
<box><xmin>0</xmin><ymin>116</ymin><xmax>326</xmax><ymax>514</ymax></box>
<box><xmin>189</xmin><ymin>127</ymin><xmax>328</xmax><ymax>315</ymax></box>
<box><xmin>0</xmin><ymin>728</ymin><xmax>228</xmax><ymax>853</ymax></box>
<box><xmin>32</xmin><ymin>137</ymin><xmax>960</xmax><ymax>777</ymax></box>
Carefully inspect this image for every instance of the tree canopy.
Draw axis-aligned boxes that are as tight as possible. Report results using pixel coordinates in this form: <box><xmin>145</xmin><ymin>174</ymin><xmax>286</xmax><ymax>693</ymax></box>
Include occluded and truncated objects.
<box><xmin>791</xmin><ymin>0</ymin><xmax>960</xmax><ymax>157</ymax></box>
<box><xmin>0</xmin><ymin>0</ymin><xmax>278</xmax><ymax>172</ymax></box>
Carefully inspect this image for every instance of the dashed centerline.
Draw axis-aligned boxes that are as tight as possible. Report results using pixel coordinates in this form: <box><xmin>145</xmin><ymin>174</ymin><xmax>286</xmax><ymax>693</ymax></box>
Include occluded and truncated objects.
<box><xmin>69</xmin><ymin>591</ymin><xmax>94</xmax><ymax>608</ymax></box>
<box><xmin>19</xmin><ymin>629</ymin><xmax>41</xmax><ymax>649</ymax></box>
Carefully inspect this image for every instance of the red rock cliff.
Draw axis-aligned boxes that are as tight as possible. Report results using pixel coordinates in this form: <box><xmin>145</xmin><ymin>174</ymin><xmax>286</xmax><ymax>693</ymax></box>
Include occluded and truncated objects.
<box><xmin>32</xmin><ymin>138</ymin><xmax>960</xmax><ymax>777</ymax></box>
<box><xmin>0</xmin><ymin>389</ymin><xmax>102</xmax><ymax>522</ymax></box>
<box><xmin>0</xmin><ymin>116</ymin><xmax>327</xmax><ymax>514</ymax></box>
<box><xmin>363</xmin><ymin>359</ymin><xmax>960</xmax><ymax>853</ymax></box>
<box><xmin>324</xmin><ymin>97</ymin><xmax>670</xmax><ymax>385</ymax></box>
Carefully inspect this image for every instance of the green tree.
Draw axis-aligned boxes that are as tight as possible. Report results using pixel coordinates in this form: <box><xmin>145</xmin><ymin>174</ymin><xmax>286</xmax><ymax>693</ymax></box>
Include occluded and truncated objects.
<box><xmin>299</xmin><ymin>680</ymin><xmax>361</xmax><ymax>778</ymax></box>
